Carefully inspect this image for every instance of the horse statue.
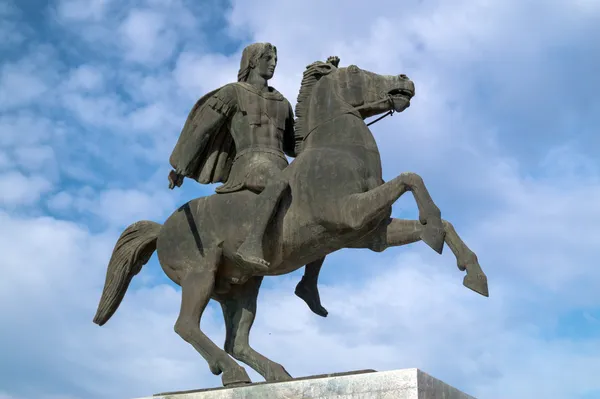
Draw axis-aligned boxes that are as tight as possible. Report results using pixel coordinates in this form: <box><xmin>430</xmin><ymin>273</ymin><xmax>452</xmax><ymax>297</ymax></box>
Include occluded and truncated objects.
<box><xmin>93</xmin><ymin>57</ymin><xmax>489</xmax><ymax>387</ymax></box>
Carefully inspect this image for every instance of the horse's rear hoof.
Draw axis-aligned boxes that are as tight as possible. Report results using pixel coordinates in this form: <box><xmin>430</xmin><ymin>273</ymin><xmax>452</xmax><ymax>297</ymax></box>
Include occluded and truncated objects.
<box><xmin>265</xmin><ymin>364</ymin><xmax>294</xmax><ymax>383</ymax></box>
<box><xmin>420</xmin><ymin>224</ymin><xmax>445</xmax><ymax>254</ymax></box>
<box><xmin>463</xmin><ymin>272</ymin><xmax>489</xmax><ymax>297</ymax></box>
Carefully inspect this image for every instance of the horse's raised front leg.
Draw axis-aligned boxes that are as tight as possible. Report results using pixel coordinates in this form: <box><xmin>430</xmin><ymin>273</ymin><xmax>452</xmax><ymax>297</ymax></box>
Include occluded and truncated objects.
<box><xmin>442</xmin><ymin>220</ymin><xmax>489</xmax><ymax>297</ymax></box>
<box><xmin>356</xmin><ymin>218</ymin><xmax>488</xmax><ymax>297</ymax></box>
<box><xmin>173</xmin><ymin>249</ymin><xmax>251</xmax><ymax>387</ymax></box>
<box><xmin>295</xmin><ymin>257</ymin><xmax>328</xmax><ymax>317</ymax></box>
<box><xmin>332</xmin><ymin>172</ymin><xmax>445</xmax><ymax>253</ymax></box>
<box><xmin>221</xmin><ymin>276</ymin><xmax>293</xmax><ymax>383</ymax></box>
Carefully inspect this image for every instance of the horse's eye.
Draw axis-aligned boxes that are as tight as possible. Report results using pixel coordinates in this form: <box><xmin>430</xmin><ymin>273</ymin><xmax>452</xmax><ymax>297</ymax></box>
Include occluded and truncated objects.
<box><xmin>348</xmin><ymin>65</ymin><xmax>359</xmax><ymax>73</ymax></box>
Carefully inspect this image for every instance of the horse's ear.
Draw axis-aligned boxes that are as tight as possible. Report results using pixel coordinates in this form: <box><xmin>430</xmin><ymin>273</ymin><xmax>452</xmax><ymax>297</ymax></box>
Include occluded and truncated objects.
<box><xmin>326</xmin><ymin>56</ymin><xmax>340</xmax><ymax>68</ymax></box>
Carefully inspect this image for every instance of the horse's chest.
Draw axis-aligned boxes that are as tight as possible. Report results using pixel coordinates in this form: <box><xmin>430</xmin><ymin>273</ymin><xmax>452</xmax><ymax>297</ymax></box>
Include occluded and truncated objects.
<box><xmin>358</xmin><ymin>147</ymin><xmax>383</xmax><ymax>182</ymax></box>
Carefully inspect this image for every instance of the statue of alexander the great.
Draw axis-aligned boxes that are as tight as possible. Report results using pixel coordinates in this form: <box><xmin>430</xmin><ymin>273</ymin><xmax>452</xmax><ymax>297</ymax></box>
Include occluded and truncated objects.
<box><xmin>168</xmin><ymin>42</ymin><xmax>328</xmax><ymax>316</ymax></box>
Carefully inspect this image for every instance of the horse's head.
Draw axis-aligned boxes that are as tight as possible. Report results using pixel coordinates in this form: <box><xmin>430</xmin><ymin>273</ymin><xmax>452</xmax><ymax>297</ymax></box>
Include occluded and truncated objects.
<box><xmin>294</xmin><ymin>58</ymin><xmax>416</xmax><ymax>147</ymax></box>
<box><xmin>332</xmin><ymin>63</ymin><xmax>415</xmax><ymax>118</ymax></box>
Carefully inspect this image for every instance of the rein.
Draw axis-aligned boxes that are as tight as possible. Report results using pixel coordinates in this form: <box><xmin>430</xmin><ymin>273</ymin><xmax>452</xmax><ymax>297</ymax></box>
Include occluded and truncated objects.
<box><xmin>366</xmin><ymin>109</ymin><xmax>394</xmax><ymax>126</ymax></box>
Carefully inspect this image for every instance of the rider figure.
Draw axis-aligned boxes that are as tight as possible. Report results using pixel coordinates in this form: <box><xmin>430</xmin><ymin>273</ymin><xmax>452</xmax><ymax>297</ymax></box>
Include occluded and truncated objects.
<box><xmin>168</xmin><ymin>43</ymin><xmax>327</xmax><ymax>316</ymax></box>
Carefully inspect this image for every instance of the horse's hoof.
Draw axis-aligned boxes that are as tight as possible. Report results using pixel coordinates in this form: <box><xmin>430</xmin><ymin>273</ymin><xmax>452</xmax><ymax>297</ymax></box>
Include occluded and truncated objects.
<box><xmin>225</xmin><ymin>381</ymin><xmax>252</xmax><ymax>388</ymax></box>
<box><xmin>463</xmin><ymin>272</ymin><xmax>489</xmax><ymax>297</ymax></box>
<box><xmin>222</xmin><ymin>367</ymin><xmax>252</xmax><ymax>387</ymax></box>
<box><xmin>265</xmin><ymin>364</ymin><xmax>294</xmax><ymax>383</ymax></box>
<box><xmin>420</xmin><ymin>224</ymin><xmax>445</xmax><ymax>254</ymax></box>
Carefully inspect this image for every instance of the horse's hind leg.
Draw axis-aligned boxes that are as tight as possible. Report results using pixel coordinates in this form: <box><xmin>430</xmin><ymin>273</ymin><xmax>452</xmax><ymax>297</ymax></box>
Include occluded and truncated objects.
<box><xmin>332</xmin><ymin>172</ymin><xmax>445</xmax><ymax>253</ymax></box>
<box><xmin>173</xmin><ymin>249</ymin><xmax>251</xmax><ymax>387</ymax></box>
<box><xmin>221</xmin><ymin>276</ymin><xmax>293</xmax><ymax>383</ymax></box>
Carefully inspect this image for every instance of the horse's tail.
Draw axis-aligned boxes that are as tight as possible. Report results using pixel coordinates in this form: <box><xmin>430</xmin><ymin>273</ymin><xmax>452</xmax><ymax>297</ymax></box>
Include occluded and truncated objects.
<box><xmin>93</xmin><ymin>220</ymin><xmax>162</xmax><ymax>326</ymax></box>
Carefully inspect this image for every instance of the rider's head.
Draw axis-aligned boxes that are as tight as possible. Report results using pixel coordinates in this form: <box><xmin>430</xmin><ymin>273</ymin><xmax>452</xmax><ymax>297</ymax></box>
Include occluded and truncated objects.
<box><xmin>238</xmin><ymin>42</ymin><xmax>278</xmax><ymax>82</ymax></box>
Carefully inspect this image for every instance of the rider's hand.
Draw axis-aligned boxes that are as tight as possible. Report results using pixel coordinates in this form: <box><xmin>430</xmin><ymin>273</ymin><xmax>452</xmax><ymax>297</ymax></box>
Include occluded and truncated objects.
<box><xmin>168</xmin><ymin>170</ymin><xmax>184</xmax><ymax>189</ymax></box>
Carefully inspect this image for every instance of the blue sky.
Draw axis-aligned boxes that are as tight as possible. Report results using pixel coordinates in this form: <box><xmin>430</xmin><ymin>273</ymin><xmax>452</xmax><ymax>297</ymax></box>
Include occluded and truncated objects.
<box><xmin>1</xmin><ymin>0</ymin><xmax>599</xmax><ymax>398</ymax></box>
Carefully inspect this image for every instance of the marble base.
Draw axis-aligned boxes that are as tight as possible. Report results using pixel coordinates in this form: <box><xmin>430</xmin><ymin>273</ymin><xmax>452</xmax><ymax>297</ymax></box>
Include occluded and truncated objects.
<box><xmin>134</xmin><ymin>368</ymin><xmax>476</xmax><ymax>399</ymax></box>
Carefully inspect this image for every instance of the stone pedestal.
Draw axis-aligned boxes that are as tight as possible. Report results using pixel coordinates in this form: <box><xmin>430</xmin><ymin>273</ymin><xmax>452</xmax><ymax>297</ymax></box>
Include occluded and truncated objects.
<box><xmin>134</xmin><ymin>368</ymin><xmax>476</xmax><ymax>399</ymax></box>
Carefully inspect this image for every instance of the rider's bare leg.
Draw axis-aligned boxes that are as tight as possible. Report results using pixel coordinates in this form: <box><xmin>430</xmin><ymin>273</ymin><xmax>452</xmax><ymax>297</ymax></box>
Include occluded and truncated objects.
<box><xmin>234</xmin><ymin>177</ymin><xmax>288</xmax><ymax>273</ymax></box>
<box><xmin>295</xmin><ymin>257</ymin><xmax>328</xmax><ymax>317</ymax></box>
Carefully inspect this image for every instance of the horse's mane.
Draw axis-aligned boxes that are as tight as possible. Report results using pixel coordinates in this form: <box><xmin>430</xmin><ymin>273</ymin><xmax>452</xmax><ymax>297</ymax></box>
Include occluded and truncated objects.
<box><xmin>294</xmin><ymin>59</ymin><xmax>337</xmax><ymax>154</ymax></box>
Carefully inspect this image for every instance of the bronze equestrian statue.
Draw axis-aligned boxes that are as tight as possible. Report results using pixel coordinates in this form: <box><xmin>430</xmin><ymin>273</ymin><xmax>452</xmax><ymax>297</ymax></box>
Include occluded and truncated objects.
<box><xmin>93</xmin><ymin>47</ymin><xmax>489</xmax><ymax>388</ymax></box>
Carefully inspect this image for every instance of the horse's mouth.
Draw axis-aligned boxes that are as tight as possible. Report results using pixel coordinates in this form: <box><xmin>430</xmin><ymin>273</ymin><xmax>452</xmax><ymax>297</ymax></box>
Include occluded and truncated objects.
<box><xmin>388</xmin><ymin>88</ymin><xmax>413</xmax><ymax>112</ymax></box>
<box><xmin>388</xmin><ymin>88</ymin><xmax>414</xmax><ymax>99</ymax></box>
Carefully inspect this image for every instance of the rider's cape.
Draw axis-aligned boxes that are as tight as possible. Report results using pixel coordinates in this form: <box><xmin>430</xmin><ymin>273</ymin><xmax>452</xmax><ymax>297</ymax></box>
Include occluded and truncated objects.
<box><xmin>170</xmin><ymin>83</ymin><xmax>296</xmax><ymax>187</ymax></box>
<box><xmin>169</xmin><ymin>86</ymin><xmax>237</xmax><ymax>185</ymax></box>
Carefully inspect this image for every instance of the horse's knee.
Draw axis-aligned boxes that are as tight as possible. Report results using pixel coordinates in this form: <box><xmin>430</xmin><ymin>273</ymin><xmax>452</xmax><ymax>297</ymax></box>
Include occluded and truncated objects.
<box><xmin>400</xmin><ymin>171</ymin><xmax>423</xmax><ymax>188</ymax></box>
<box><xmin>174</xmin><ymin>319</ymin><xmax>194</xmax><ymax>341</ymax></box>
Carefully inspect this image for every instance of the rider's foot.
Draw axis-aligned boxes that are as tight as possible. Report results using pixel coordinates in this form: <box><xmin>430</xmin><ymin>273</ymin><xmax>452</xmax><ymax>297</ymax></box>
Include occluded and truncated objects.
<box><xmin>295</xmin><ymin>277</ymin><xmax>328</xmax><ymax>317</ymax></box>
<box><xmin>234</xmin><ymin>242</ymin><xmax>270</xmax><ymax>274</ymax></box>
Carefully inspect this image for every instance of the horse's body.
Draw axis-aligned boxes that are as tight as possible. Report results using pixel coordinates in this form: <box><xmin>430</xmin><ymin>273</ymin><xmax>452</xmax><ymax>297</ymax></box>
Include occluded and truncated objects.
<box><xmin>159</xmin><ymin>116</ymin><xmax>386</xmax><ymax>279</ymax></box>
<box><xmin>93</xmin><ymin>59</ymin><xmax>489</xmax><ymax>388</ymax></box>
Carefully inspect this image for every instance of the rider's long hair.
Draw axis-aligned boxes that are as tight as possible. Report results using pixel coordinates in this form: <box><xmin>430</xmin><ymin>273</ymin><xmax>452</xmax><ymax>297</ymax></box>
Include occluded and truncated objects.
<box><xmin>237</xmin><ymin>42</ymin><xmax>277</xmax><ymax>82</ymax></box>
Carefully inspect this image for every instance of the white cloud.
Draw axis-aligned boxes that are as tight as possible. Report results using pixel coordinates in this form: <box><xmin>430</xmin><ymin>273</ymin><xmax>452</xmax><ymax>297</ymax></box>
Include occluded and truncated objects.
<box><xmin>46</xmin><ymin>186</ymin><xmax>181</xmax><ymax>229</ymax></box>
<box><xmin>60</xmin><ymin>92</ymin><xmax>128</xmax><ymax>129</ymax></box>
<box><xmin>0</xmin><ymin>113</ymin><xmax>65</xmax><ymax>148</ymax></box>
<box><xmin>0</xmin><ymin>61</ymin><xmax>50</xmax><ymax>110</ymax></box>
<box><xmin>92</xmin><ymin>188</ymin><xmax>179</xmax><ymax>228</ymax></box>
<box><xmin>47</xmin><ymin>190</ymin><xmax>75</xmax><ymax>212</ymax></box>
<box><xmin>0</xmin><ymin>1</ymin><xmax>28</xmax><ymax>48</ymax></box>
<box><xmin>0</xmin><ymin>171</ymin><xmax>53</xmax><ymax>206</ymax></box>
<box><xmin>55</xmin><ymin>0</ymin><xmax>115</xmax><ymax>22</ymax></box>
<box><xmin>118</xmin><ymin>8</ymin><xmax>177</xmax><ymax>64</ymax></box>
<box><xmin>172</xmin><ymin>52</ymin><xmax>240</xmax><ymax>100</ymax></box>
<box><xmin>0</xmin><ymin>150</ymin><xmax>10</xmax><ymax>169</ymax></box>
<box><xmin>64</xmin><ymin>65</ymin><xmax>106</xmax><ymax>92</ymax></box>
<box><xmin>14</xmin><ymin>145</ymin><xmax>57</xmax><ymax>173</ymax></box>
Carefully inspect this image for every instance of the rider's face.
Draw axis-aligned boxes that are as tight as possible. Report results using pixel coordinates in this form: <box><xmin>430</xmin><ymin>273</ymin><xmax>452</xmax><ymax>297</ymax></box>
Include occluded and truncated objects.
<box><xmin>255</xmin><ymin>49</ymin><xmax>277</xmax><ymax>80</ymax></box>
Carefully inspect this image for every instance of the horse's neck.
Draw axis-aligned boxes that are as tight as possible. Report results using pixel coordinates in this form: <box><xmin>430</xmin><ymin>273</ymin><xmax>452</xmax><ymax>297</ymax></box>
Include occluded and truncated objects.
<box><xmin>304</xmin><ymin>112</ymin><xmax>378</xmax><ymax>152</ymax></box>
<box><xmin>302</xmin><ymin>79</ymin><xmax>376</xmax><ymax>150</ymax></box>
